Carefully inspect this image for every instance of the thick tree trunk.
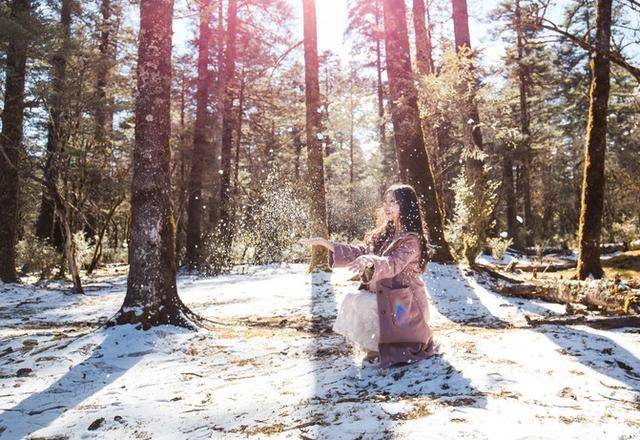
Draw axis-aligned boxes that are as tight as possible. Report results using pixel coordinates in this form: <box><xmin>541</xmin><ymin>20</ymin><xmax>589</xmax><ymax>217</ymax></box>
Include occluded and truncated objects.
<box><xmin>577</xmin><ymin>0</ymin><xmax>612</xmax><ymax>280</ymax></box>
<box><xmin>113</xmin><ymin>0</ymin><xmax>198</xmax><ymax>329</ymax></box>
<box><xmin>218</xmin><ymin>0</ymin><xmax>239</xmax><ymax>263</ymax></box>
<box><xmin>185</xmin><ymin>0</ymin><xmax>213</xmax><ymax>270</ymax></box>
<box><xmin>515</xmin><ymin>0</ymin><xmax>534</xmax><ymax>247</ymax></box>
<box><xmin>303</xmin><ymin>0</ymin><xmax>330</xmax><ymax>271</ymax></box>
<box><xmin>0</xmin><ymin>0</ymin><xmax>29</xmax><ymax>283</ymax></box>
<box><xmin>381</xmin><ymin>0</ymin><xmax>453</xmax><ymax>262</ymax></box>
<box><xmin>35</xmin><ymin>0</ymin><xmax>72</xmax><ymax>248</ymax></box>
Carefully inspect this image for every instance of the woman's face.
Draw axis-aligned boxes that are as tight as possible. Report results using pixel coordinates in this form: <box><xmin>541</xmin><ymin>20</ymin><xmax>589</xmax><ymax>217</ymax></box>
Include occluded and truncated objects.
<box><xmin>383</xmin><ymin>191</ymin><xmax>400</xmax><ymax>223</ymax></box>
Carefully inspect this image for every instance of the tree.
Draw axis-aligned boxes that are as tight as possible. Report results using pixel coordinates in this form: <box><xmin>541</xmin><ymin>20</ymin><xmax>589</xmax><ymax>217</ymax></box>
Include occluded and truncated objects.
<box><xmin>35</xmin><ymin>0</ymin><xmax>72</xmax><ymax>248</ymax></box>
<box><xmin>0</xmin><ymin>0</ymin><xmax>30</xmax><ymax>283</ymax></box>
<box><xmin>217</xmin><ymin>0</ymin><xmax>239</xmax><ymax>262</ymax></box>
<box><xmin>113</xmin><ymin>0</ymin><xmax>198</xmax><ymax>328</ymax></box>
<box><xmin>302</xmin><ymin>0</ymin><xmax>330</xmax><ymax>270</ymax></box>
<box><xmin>451</xmin><ymin>0</ymin><xmax>485</xmax><ymax>181</ymax></box>
<box><xmin>185</xmin><ymin>0</ymin><xmax>214</xmax><ymax>270</ymax></box>
<box><xmin>576</xmin><ymin>0</ymin><xmax>613</xmax><ymax>280</ymax></box>
<box><xmin>381</xmin><ymin>0</ymin><xmax>453</xmax><ymax>262</ymax></box>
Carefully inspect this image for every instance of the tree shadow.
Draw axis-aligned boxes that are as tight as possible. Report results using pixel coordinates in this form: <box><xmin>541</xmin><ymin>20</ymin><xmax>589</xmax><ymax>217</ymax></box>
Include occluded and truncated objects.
<box><xmin>425</xmin><ymin>264</ymin><xmax>512</xmax><ymax>329</ymax></box>
<box><xmin>496</xmin><ymin>292</ymin><xmax>640</xmax><ymax>392</ymax></box>
<box><xmin>0</xmin><ymin>325</ymin><xmax>177</xmax><ymax>439</ymax></box>
<box><xmin>309</xmin><ymin>271</ymin><xmax>486</xmax><ymax>438</ymax></box>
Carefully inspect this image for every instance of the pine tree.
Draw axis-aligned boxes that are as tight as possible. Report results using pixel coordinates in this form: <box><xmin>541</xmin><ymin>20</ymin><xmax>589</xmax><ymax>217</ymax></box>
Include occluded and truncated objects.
<box><xmin>0</xmin><ymin>0</ymin><xmax>30</xmax><ymax>283</ymax></box>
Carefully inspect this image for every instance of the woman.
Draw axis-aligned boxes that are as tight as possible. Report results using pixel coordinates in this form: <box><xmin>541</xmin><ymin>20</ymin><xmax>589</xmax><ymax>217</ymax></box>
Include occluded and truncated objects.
<box><xmin>300</xmin><ymin>184</ymin><xmax>436</xmax><ymax>369</ymax></box>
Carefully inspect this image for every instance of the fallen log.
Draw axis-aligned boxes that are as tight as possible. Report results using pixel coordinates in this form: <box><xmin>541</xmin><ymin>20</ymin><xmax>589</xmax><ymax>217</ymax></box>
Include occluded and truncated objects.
<box><xmin>493</xmin><ymin>279</ymin><xmax>640</xmax><ymax>315</ymax></box>
<box><xmin>526</xmin><ymin>314</ymin><xmax>640</xmax><ymax>329</ymax></box>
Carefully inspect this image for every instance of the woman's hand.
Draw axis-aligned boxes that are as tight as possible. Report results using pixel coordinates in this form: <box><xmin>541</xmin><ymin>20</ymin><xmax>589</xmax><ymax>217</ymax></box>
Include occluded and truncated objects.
<box><xmin>298</xmin><ymin>237</ymin><xmax>333</xmax><ymax>250</ymax></box>
<box><xmin>347</xmin><ymin>255</ymin><xmax>376</xmax><ymax>273</ymax></box>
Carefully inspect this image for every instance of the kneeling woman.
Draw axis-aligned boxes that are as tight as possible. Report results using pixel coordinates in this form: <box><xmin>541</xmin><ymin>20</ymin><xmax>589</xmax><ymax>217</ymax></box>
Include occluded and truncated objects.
<box><xmin>300</xmin><ymin>184</ymin><xmax>436</xmax><ymax>369</ymax></box>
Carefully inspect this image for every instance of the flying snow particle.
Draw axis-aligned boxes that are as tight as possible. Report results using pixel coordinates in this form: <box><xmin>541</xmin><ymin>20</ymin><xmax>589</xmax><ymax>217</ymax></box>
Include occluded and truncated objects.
<box><xmin>145</xmin><ymin>114</ymin><xmax>154</xmax><ymax>122</ymax></box>
<box><xmin>218</xmin><ymin>170</ymin><xmax>223</xmax><ymax>175</ymax></box>
<box><xmin>467</xmin><ymin>118</ymin><xmax>475</xmax><ymax>124</ymax></box>
<box><xmin>500</xmin><ymin>231</ymin><xmax>508</xmax><ymax>239</ymax></box>
<box><xmin>516</xmin><ymin>216</ymin><xmax>524</xmax><ymax>223</ymax></box>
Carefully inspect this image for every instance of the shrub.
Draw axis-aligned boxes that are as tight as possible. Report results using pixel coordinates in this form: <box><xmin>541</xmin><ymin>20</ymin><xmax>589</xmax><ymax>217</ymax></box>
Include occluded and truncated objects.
<box><xmin>611</xmin><ymin>217</ymin><xmax>639</xmax><ymax>250</ymax></box>
<box><xmin>16</xmin><ymin>232</ymin><xmax>59</xmax><ymax>278</ymax></box>
<box><xmin>487</xmin><ymin>236</ymin><xmax>513</xmax><ymax>262</ymax></box>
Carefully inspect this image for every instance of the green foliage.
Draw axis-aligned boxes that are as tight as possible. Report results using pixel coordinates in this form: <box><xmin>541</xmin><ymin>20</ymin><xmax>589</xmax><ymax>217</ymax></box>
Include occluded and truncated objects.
<box><xmin>487</xmin><ymin>236</ymin><xmax>513</xmax><ymax>262</ymax></box>
<box><xmin>16</xmin><ymin>232</ymin><xmax>58</xmax><ymax>278</ymax></box>
<box><xmin>446</xmin><ymin>170</ymin><xmax>499</xmax><ymax>266</ymax></box>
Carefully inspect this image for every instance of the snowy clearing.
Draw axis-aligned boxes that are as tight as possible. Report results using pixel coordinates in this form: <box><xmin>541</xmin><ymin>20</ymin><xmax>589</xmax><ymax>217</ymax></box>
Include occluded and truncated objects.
<box><xmin>1</xmin><ymin>263</ymin><xmax>639</xmax><ymax>439</ymax></box>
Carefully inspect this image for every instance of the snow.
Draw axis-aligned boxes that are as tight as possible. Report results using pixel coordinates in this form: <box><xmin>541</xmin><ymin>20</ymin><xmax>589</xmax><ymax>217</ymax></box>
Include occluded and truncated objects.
<box><xmin>1</xmin><ymin>263</ymin><xmax>639</xmax><ymax>439</ymax></box>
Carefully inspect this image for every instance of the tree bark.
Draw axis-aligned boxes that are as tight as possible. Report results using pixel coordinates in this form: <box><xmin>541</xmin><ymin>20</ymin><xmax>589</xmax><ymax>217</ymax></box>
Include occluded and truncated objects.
<box><xmin>113</xmin><ymin>0</ymin><xmax>198</xmax><ymax>329</ymax></box>
<box><xmin>303</xmin><ymin>0</ymin><xmax>330</xmax><ymax>271</ymax></box>
<box><xmin>185</xmin><ymin>0</ymin><xmax>213</xmax><ymax>270</ymax></box>
<box><xmin>577</xmin><ymin>0</ymin><xmax>612</xmax><ymax>280</ymax></box>
<box><xmin>381</xmin><ymin>0</ymin><xmax>453</xmax><ymax>262</ymax></box>
<box><xmin>218</xmin><ymin>0</ymin><xmax>239</xmax><ymax>263</ymax></box>
<box><xmin>0</xmin><ymin>0</ymin><xmax>30</xmax><ymax>283</ymax></box>
<box><xmin>35</xmin><ymin>0</ymin><xmax>72</xmax><ymax>248</ymax></box>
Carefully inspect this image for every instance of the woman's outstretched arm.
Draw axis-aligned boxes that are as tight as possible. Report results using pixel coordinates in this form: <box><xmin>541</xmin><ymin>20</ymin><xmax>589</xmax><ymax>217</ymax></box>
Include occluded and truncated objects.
<box><xmin>299</xmin><ymin>237</ymin><xmax>365</xmax><ymax>268</ymax></box>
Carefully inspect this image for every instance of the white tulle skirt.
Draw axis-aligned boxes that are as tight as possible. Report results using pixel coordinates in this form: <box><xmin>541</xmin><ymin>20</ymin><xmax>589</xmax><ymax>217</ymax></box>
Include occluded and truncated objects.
<box><xmin>333</xmin><ymin>290</ymin><xmax>380</xmax><ymax>353</ymax></box>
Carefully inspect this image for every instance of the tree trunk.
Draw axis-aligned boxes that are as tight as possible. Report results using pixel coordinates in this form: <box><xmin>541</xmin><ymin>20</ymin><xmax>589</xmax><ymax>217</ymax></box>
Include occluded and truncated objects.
<box><xmin>94</xmin><ymin>0</ymin><xmax>115</xmax><ymax>144</ymax></box>
<box><xmin>35</xmin><ymin>0</ymin><xmax>72</xmax><ymax>248</ymax></box>
<box><xmin>412</xmin><ymin>0</ymin><xmax>435</xmax><ymax>76</ymax></box>
<box><xmin>503</xmin><ymin>152</ymin><xmax>519</xmax><ymax>246</ymax></box>
<box><xmin>233</xmin><ymin>69</ymin><xmax>245</xmax><ymax>194</ymax></box>
<box><xmin>413</xmin><ymin>0</ymin><xmax>448</xmax><ymax>215</ymax></box>
<box><xmin>303</xmin><ymin>0</ymin><xmax>330</xmax><ymax>271</ymax></box>
<box><xmin>113</xmin><ymin>0</ymin><xmax>198</xmax><ymax>329</ymax></box>
<box><xmin>375</xmin><ymin>0</ymin><xmax>396</xmax><ymax>177</ymax></box>
<box><xmin>451</xmin><ymin>0</ymin><xmax>485</xmax><ymax>183</ymax></box>
<box><xmin>218</xmin><ymin>0</ymin><xmax>239</xmax><ymax>264</ymax></box>
<box><xmin>577</xmin><ymin>0</ymin><xmax>612</xmax><ymax>280</ymax></box>
<box><xmin>381</xmin><ymin>0</ymin><xmax>453</xmax><ymax>262</ymax></box>
<box><xmin>185</xmin><ymin>0</ymin><xmax>213</xmax><ymax>270</ymax></box>
<box><xmin>0</xmin><ymin>0</ymin><xmax>30</xmax><ymax>283</ymax></box>
<box><xmin>515</xmin><ymin>0</ymin><xmax>533</xmax><ymax>247</ymax></box>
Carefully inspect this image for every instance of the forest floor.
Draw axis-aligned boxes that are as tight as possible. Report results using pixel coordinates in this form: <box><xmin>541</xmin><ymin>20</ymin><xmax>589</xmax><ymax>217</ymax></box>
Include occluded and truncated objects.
<box><xmin>1</xmin><ymin>263</ymin><xmax>639</xmax><ymax>439</ymax></box>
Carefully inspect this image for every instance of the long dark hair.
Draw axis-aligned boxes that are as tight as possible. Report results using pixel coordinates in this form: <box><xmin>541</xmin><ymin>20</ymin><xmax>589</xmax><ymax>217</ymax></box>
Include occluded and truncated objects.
<box><xmin>364</xmin><ymin>184</ymin><xmax>430</xmax><ymax>269</ymax></box>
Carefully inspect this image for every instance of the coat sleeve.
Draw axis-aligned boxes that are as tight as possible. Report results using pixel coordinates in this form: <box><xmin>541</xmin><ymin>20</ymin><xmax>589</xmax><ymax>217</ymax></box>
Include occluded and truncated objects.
<box><xmin>367</xmin><ymin>235</ymin><xmax>420</xmax><ymax>283</ymax></box>
<box><xmin>328</xmin><ymin>242</ymin><xmax>367</xmax><ymax>268</ymax></box>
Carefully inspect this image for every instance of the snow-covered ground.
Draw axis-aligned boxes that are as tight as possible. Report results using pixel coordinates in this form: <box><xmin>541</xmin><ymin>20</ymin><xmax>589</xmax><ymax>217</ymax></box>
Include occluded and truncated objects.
<box><xmin>1</xmin><ymin>263</ymin><xmax>639</xmax><ymax>439</ymax></box>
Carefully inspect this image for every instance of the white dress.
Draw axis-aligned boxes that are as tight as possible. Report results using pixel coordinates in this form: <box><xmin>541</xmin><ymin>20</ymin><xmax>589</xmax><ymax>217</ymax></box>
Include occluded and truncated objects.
<box><xmin>332</xmin><ymin>290</ymin><xmax>380</xmax><ymax>352</ymax></box>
